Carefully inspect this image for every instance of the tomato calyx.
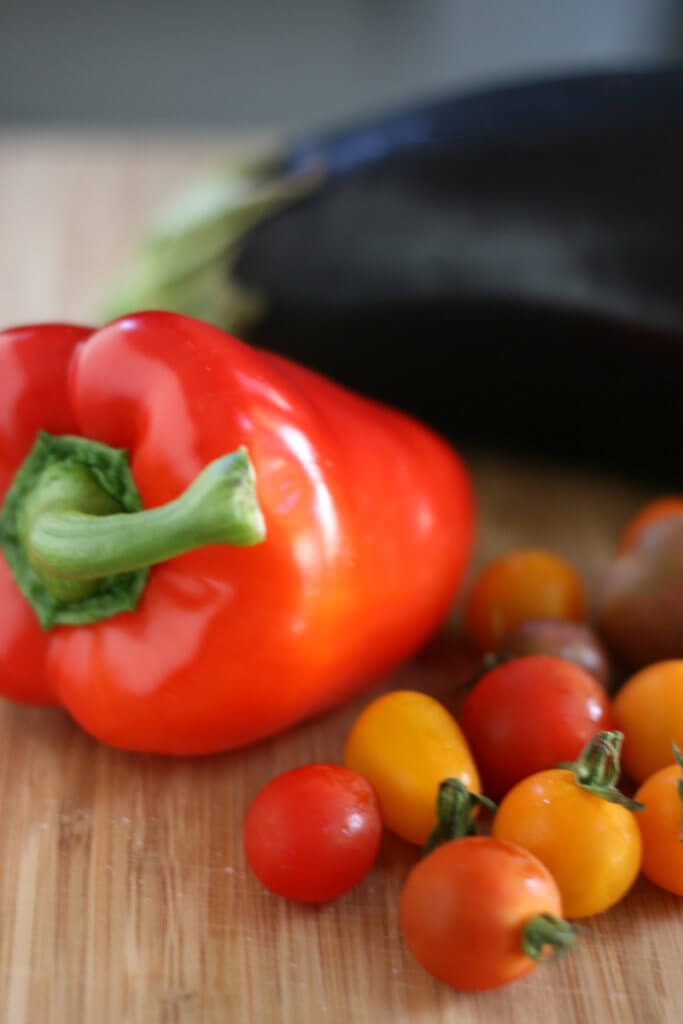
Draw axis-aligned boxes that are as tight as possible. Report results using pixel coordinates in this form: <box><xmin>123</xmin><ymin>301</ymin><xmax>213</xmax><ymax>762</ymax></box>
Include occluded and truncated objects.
<box><xmin>465</xmin><ymin>651</ymin><xmax>515</xmax><ymax>691</ymax></box>
<box><xmin>558</xmin><ymin>730</ymin><xmax>644</xmax><ymax>811</ymax></box>
<box><xmin>521</xmin><ymin>914</ymin><xmax>577</xmax><ymax>961</ymax></box>
<box><xmin>673</xmin><ymin>742</ymin><xmax>683</xmax><ymax>842</ymax></box>
<box><xmin>422</xmin><ymin>779</ymin><xmax>497</xmax><ymax>856</ymax></box>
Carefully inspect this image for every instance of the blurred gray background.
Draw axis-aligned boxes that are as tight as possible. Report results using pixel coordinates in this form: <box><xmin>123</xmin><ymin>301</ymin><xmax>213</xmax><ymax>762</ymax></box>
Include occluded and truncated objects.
<box><xmin>1</xmin><ymin>0</ymin><xmax>681</xmax><ymax>133</ymax></box>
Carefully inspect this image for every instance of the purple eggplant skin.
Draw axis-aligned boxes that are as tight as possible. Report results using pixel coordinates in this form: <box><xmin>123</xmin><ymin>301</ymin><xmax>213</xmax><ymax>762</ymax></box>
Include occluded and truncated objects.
<box><xmin>235</xmin><ymin>68</ymin><xmax>683</xmax><ymax>484</ymax></box>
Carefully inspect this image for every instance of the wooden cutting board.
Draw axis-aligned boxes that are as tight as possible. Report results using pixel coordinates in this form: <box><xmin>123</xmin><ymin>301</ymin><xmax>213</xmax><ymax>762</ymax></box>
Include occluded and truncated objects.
<box><xmin>0</xmin><ymin>135</ymin><xmax>680</xmax><ymax>1024</ymax></box>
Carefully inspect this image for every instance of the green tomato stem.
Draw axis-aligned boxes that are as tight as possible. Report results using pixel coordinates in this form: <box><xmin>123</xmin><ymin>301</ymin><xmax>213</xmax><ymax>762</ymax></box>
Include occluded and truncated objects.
<box><xmin>558</xmin><ymin>730</ymin><xmax>644</xmax><ymax>812</ymax></box>
<box><xmin>673</xmin><ymin>743</ymin><xmax>683</xmax><ymax>841</ymax></box>
<box><xmin>422</xmin><ymin>779</ymin><xmax>497</xmax><ymax>856</ymax></box>
<box><xmin>463</xmin><ymin>651</ymin><xmax>514</xmax><ymax>691</ymax></box>
<box><xmin>522</xmin><ymin>914</ymin><xmax>577</xmax><ymax>961</ymax></box>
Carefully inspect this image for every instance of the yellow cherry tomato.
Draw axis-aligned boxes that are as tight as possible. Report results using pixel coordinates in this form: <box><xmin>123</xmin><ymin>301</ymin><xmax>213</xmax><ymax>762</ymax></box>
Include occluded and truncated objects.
<box><xmin>465</xmin><ymin>548</ymin><xmax>585</xmax><ymax>652</ymax></box>
<box><xmin>634</xmin><ymin>753</ymin><xmax>683</xmax><ymax>896</ymax></box>
<box><xmin>492</xmin><ymin>768</ymin><xmax>641</xmax><ymax>919</ymax></box>
<box><xmin>613</xmin><ymin>660</ymin><xmax>683</xmax><ymax>783</ymax></box>
<box><xmin>344</xmin><ymin>690</ymin><xmax>480</xmax><ymax>846</ymax></box>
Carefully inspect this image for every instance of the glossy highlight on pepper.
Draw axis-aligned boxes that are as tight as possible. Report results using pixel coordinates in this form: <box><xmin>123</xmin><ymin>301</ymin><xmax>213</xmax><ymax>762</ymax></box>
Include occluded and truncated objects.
<box><xmin>0</xmin><ymin>314</ymin><xmax>473</xmax><ymax>754</ymax></box>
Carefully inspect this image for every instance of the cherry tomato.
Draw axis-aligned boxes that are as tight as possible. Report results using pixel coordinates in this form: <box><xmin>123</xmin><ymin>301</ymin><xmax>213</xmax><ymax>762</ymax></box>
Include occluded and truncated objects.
<box><xmin>598</xmin><ymin>519</ymin><xmax>683</xmax><ymax>668</ymax></box>
<box><xmin>502</xmin><ymin>619</ymin><xmax>611</xmax><ymax>688</ymax></box>
<box><xmin>344</xmin><ymin>691</ymin><xmax>480</xmax><ymax>846</ymax></box>
<box><xmin>400</xmin><ymin>837</ymin><xmax>570</xmax><ymax>990</ymax></box>
<box><xmin>634</xmin><ymin>749</ymin><xmax>683</xmax><ymax>896</ymax></box>
<box><xmin>466</xmin><ymin>548</ymin><xmax>585</xmax><ymax>651</ymax></box>
<box><xmin>493</xmin><ymin>759</ymin><xmax>641</xmax><ymax>918</ymax></box>
<box><xmin>460</xmin><ymin>655</ymin><xmax>614</xmax><ymax>800</ymax></box>
<box><xmin>613</xmin><ymin>661</ymin><xmax>683</xmax><ymax>782</ymax></box>
<box><xmin>243</xmin><ymin>764</ymin><xmax>382</xmax><ymax>903</ymax></box>
<box><xmin>619</xmin><ymin>496</ymin><xmax>683</xmax><ymax>552</ymax></box>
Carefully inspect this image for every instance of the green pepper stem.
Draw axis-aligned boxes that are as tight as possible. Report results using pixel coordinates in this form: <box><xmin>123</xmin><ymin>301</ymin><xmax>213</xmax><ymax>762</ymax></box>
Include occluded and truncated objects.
<box><xmin>25</xmin><ymin>447</ymin><xmax>265</xmax><ymax>591</ymax></box>
<box><xmin>522</xmin><ymin>914</ymin><xmax>577</xmax><ymax>961</ymax></box>
<box><xmin>422</xmin><ymin>779</ymin><xmax>497</xmax><ymax>856</ymax></box>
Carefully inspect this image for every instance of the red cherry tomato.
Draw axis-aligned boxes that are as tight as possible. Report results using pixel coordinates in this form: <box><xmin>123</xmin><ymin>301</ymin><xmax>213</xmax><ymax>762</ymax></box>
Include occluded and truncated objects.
<box><xmin>459</xmin><ymin>655</ymin><xmax>614</xmax><ymax>800</ymax></box>
<box><xmin>243</xmin><ymin>764</ymin><xmax>382</xmax><ymax>903</ymax></box>
<box><xmin>400</xmin><ymin>837</ymin><xmax>570</xmax><ymax>991</ymax></box>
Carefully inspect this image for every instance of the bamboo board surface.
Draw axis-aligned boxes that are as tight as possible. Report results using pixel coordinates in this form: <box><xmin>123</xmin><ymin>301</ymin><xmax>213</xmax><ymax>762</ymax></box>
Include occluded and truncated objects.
<box><xmin>0</xmin><ymin>133</ymin><xmax>680</xmax><ymax>1024</ymax></box>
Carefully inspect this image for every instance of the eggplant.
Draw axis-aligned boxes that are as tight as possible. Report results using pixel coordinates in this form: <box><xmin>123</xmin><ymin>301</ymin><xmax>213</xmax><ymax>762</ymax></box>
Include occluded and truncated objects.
<box><xmin>104</xmin><ymin>68</ymin><xmax>683</xmax><ymax>483</ymax></box>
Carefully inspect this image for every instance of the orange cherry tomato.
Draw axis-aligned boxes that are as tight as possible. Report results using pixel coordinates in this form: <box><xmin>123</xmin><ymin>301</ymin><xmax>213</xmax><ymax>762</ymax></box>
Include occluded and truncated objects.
<box><xmin>492</xmin><ymin>735</ymin><xmax>642</xmax><ymax>919</ymax></box>
<box><xmin>613</xmin><ymin>661</ymin><xmax>683</xmax><ymax>783</ymax></box>
<box><xmin>634</xmin><ymin>749</ymin><xmax>683</xmax><ymax>896</ymax></box>
<box><xmin>400</xmin><ymin>837</ymin><xmax>570</xmax><ymax>990</ymax></box>
<box><xmin>344</xmin><ymin>690</ymin><xmax>480</xmax><ymax>846</ymax></box>
<box><xmin>466</xmin><ymin>548</ymin><xmax>585</xmax><ymax>651</ymax></box>
<box><xmin>619</xmin><ymin>496</ymin><xmax>683</xmax><ymax>552</ymax></box>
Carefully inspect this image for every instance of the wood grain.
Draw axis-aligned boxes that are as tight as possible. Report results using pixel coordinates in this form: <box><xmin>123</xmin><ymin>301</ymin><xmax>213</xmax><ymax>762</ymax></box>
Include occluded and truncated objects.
<box><xmin>0</xmin><ymin>133</ymin><xmax>680</xmax><ymax>1024</ymax></box>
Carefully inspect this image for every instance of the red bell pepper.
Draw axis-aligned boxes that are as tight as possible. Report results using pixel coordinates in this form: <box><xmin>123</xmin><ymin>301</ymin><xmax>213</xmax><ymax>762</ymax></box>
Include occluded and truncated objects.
<box><xmin>0</xmin><ymin>313</ymin><xmax>473</xmax><ymax>754</ymax></box>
